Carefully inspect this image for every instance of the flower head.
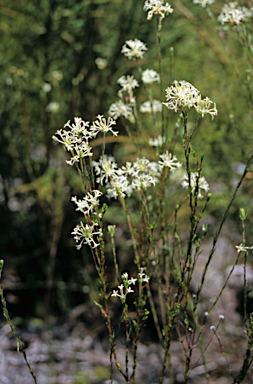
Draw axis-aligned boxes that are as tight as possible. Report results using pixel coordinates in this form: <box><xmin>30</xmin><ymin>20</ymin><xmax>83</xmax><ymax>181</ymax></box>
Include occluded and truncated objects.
<box><xmin>163</xmin><ymin>81</ymin><xmax>200</xmax><ymax>112</ymax></box>
<box><xmin>159</xmin><ymin>151</ymin><xmax>182</xmax><ymax>171</ymax></box>
<box><xmin>71</xmin><ymin>190</ymin><xmax>102</xmax><ymax>216</ymax></box>
<box><xmin>108</xmin><ymin>100</ymin><xmax>132</xmax><ymax>120</ymax></box>
<box><xmin>235</xmin><ymin>243</ymin><xmax>253</xmax><ymax>253</ymax></box>
<box><xmin>117</xmin><ymin>75</ymin><xmax>139</xmax><ymax>92</ymax></box>
<box><xmin>90</xmin><ymin>115</ymin><xmax>118</xmax><ymax>136</ymax></box>
<box><xmin>53</xmin><ymin>118</ymin><xmax>94</xmax><ymax>164</ymax></box>
<box><xmin>142</xmin><ymin>69</ymin><xmax>160</xmax><ymax>84</ymax></box>
<box><xmin>193</xmin><ymin>0</ymin><xmax>214</xmax><ymax>7</ymax></box>
<box><xmin>144</xmin><ymin>0</ymin><xmax>173</xmax><ymax>20</ymax></box>
<box><xmin>164</xmin><ymin>81</ymin><xmax>218</xmax><ymax>118</ymax></box>
<box><xmin>149</xmin><ymin>135</ymin><xmax>166</xmax><ymax>147</ymax></box>
<box><xmin>121</xmin><ymin>39</ymin><xmax>147</xmax><ymax>60</ymax></box>
<box><xmin>218</xmin><ymin>2</ymin><xmax>253</xmax><ymax>25</ymax></box>
<box><xmin>72</xmin><ymin>222</ymin><xmax>102</xmax><ymax>250</ymax></box>
<box><xmin>106</xmin><ymin>174</ymin><xmax>132</xmax><ymax>199</ymax></box>
<box><xmin>195</xmin><ymin>96</ymin><xmax>218</xmax><ymax>120</ymax></box>
<box><xmin>140</xmin><ymin>100</ymin><xmax>162</xmax><ymax>113</ymax></box>
<box><xmin>93</xmin><ymin>155</ymin><xmax>119</xmax><ymax>185</ymax></box>
<box><xmin>111</xmin><ymin>272</ymin><xmax>137</xmax><ymax>302</ymax></box>
<box><xmin>181</xmin><ymin>172</ymin><xmax>209</xmax><ymax>198</ymax></box>
<box><xmin>138</xmin><ymin>267</ymin><xmax>150</xmax><ymax>283</ymax></box>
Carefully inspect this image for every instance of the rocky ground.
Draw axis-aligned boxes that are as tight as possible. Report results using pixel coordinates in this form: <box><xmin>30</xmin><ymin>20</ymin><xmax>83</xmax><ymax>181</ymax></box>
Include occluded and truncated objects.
<box><xmin>1</xmin><ymin>237</ymin><xmax>253</xmax><ymax>384</ymax></box>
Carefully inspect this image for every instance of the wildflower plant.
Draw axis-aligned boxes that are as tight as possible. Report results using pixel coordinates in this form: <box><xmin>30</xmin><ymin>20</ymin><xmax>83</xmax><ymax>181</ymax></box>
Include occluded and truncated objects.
<box><xmin>50</xmin><ymin>1</ymin><xmax>253</xmax><ymax>383</ymax></box>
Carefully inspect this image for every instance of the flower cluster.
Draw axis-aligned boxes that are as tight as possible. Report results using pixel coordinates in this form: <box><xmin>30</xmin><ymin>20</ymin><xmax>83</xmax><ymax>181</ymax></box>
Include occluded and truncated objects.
<box><xmin>235</xmin><ymin>244</ymin><xmax>253</xmax><ymax>253</ymax></box>
<box><xmin>138</xmin><ymin>267</ymin><xmax>150</xmax><ymax>283</ymax></box>
<box><xmin>93</xmin><ymin>155</ymin><xmax>119</xmax><ymax>185</ymax></box>
<box><xmin>193</xmin><ymin>0</ymin><xmax>214</xmax><ymax>7</ymax></box>
<box><xmin>112</xmin><ymin>268</ymin><xmax>150</xmax><ymax>301</ymax></box>
<box><xmin>92</xmin><ymin>152</ymin><xmax>182</xmax><ymax>200</ymax></box>
<box><xmin>71</xmin><ymin>190</ymin><xmax>102</xmax><ymax>217</ymax></box>
<box><xmin>158</xmin><ymin>151</ymin><xmax>182</xmax><ymax>171</ymax></box>
<box><xmin>71</xmin><ymin>221</ymin><xmax>103</xmax><ymax>250</ymax></box>
<box><xmin>142</xmin><ymin>69</ymin><xmax>160</xmax><ymax>84</ymax></box>
<box><xmin>218</xmin><ymin>2</ymin><xmax>253</xmax><ymax>25</ymax></box>
<box><xmin>140</xmin><ymin>100</ymin><xmax>163</xmax><ymax>113</ymax></box>
<box><xmin>91</xmin><ymin>115</ymin><xmax>118</xmax><ymax>136</ymax></box>
<box><xmin>121</xmin><ymin>39</ymin><xmax>147</xmax><ymax>60</ymax></box>
<box><xmin>149</xmin><ymin>135</ymin><xmax>166</xmax><ymax>147</ymax></box>
<box><xmin>164</xmin><ymin>81</ymin><xmax>200</xmax><ymax>111</ymax></box>
<box><xmin>195</xmin><ymin>96</ymin><xmax>218</xmax><ymax>120</ymax></box>
<box><xmin>118</xmin><ymin>75</ymin><xmax>139</xmax><ymax>93</ymax></box>
<box><xmin>111</xmin><ymin>272</ymin><xmax>137</xmax><ymax>301</ymax></box>
<box><xmin>106</xmin><ymin>157</ymin><xmax>161</xmax><ymax>199</ymax></box>
<box><xmin>181</xmin><ymin>172</ymin><xmax>209</xmax><ymax>198</ymax></box>
<box><xmin>53</xmin><ymin>116</ymin><xmax>118</xmax><ymax>165</ymax></box>
<box><xmin>163</xmin><ymin>80</ymin><xmax>218</xmax><ymax>119</ymax></box>
<box><xmin>108</xmin><ymin>100</ymin><xmax>132</xmax><ymax>120</ymax></box>
<box><xmin>143</xmin><ymin>0</ymin><xmax>173</xmax><ymax>20</ymax></box>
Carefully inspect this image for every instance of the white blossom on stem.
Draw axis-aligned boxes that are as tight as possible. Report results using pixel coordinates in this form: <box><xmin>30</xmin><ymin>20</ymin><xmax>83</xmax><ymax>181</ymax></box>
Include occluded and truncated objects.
<box><xmin>90</xmin><ymin>115</ymin><xmax>118</xmax><ymax>136</ymax></box>
<box><xmin>143</xmin><ymin>0</ymin><xmax>173</xmax><ymax>20</ymax></box>
<box><xmin>158</xmin><ymin>151</ymin><xmax>182</xmax><ymax>171</ymax></box>
<box><xmin>218</xmin><ymin>2</ymin><xmax>253</xmax><ymax>25</ymax></box>
<box><xmin>121</xmin><ymin>39</ymin><xmax>147</xmax><ymax>60</ymax></box>
<box><xmin>71</xmin><ymin>190</ymin><xmax>102</xmax><ymax>216</ymax></box>
<box><xmin>193</xmin><ymin>0</ymin><xmax>214</xmax><ymax>8</ymax></box>
<box><xmin>140</xmin><ymin>100</ymin><xmax>162</xmax><ymax>113</ymax></box>
<box><xmin>108</xmin><ymin>100</ymin><xmax>132</xmax><ymax>119</ymax></box>
<box><xmin>181</xmin><ymin>172</ymin><xmax>209</xmax><ymax>198</ymax></box>
<box><xmin>163</xmin><ymin>81</ymin><xmax>200</xmax><ymax>112</ymax></box>
<box><xmin>195</xmin><ymin>96</ymin><xmax>218</xmax><ymax>120</ymax></box>
<box><xmin>142</xmin><ymin>69</ymin><xmax>160</xmax><ymax>84</ymax></box>
<box><xmin>72</xmin><ymin>222</ymin><xmax>102</xmax><ymax>250</ymax></box>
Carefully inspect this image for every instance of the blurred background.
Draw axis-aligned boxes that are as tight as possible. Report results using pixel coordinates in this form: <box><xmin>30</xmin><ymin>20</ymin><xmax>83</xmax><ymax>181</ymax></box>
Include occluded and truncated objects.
<box><xmin>0</xmin><ymin>0</ymin><xmax>252</xmax><ymax>328</ymax></box>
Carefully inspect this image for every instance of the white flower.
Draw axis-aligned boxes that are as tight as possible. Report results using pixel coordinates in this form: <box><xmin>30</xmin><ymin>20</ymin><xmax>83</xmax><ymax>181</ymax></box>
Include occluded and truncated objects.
<box><xmin>181</xmin><ymin>172</ymin><xmax>209</xmax><ymax>198</ymax></box>
<box><xmin>117</xmin><ymin>75</ymin><xmax>139</xmax><ymax>92</ymax></box>
<box><xmin>53</xmin><ymin>118</ymin><xmax>93</xmax><ymax>155</ymax></box>
<box><xmin>195</xmin><ymin>96</ymin><xmax>218</xmax><ymax>120</ymax></box>
<box><xmin>46</xmin><ymin>102</ymin><xmax>60</xmax><ymax>113</ymax></box>
<box><xmin>138</xmin><ymin>267</ymin><xmax>150</xmax><ymax>283</ymax></box>
<box><xmin>140</xmin><ymin>100</ymin><xmax>163</xmax><ymax>113</ymax></box>
<box><xmin>158</xmin><ymin>151</ymin><xmax>182</xmax><ymax>171</ymax></box>
<box><xmin>72</xmin><ymin>222</ymin><xmax>102</xmax><ymax>250</ymax></box>
<box><xmin>193</xmin><ymin>0</ymin><xmax>214</xmax><ymax>8</ymax></box>
<box><xmin>235</xmin><ymin>243</ymin><xmax>253</xmax><ymax>253</ymax></box>
<box><xmin>149</xmin><ymin>135</ymin><xmax>166</xmax><ymax>147</ymax></box>
<box><xmin>106</xmin><ymin>174</ymin><xmax>132</xmax><ymax>199</ymax></box>
<box><xmin>121</xmin><ymin>39</ymin><xmax>148</xmax><ymax>60</ymax></box>
<box><xmin>90</xmin><ymin>115</ymin><xmax>118</xmax><ymax>136</ymax></box>
<box><xmin>71</xmin><ymin>190</ymin><xmax>102</xmax><ymax>216</ymax></box>
<box><xmin>144</xmin><ymin>0</ymin><xmax>173</xmax><ymax>20</ymax></box>
<box><xmin>132</xmin><ymin>173</ymin><xmax>156</xmax><ymax>190</ymax></box>
<box><xmin>218</xmin><ymin>2</ymin><xmax>252</xmax><ymax>25</ymax></box>
<box><xmin>95</xmin><ymin>57</ymin><xmax>108</xmax><ymax>70</ymax></box>
<box><xmin>67</xmin><ymin>142</ymin><xmax>93</xmax><ymax>165</ymax></box>
<box><xmin>108</xmin><ymin>100</ymin><xmax>132</xmax><ymax>119</ymax></box>
<box><xmin>142</xmin><ymin>69</ymin><xmax>160</xmax><ymax>84</ymax></box>
<box><xmin>111</xmin><ymin>273</ymin><xmax>137</xmax><ymax>301</ymax></box>
<box><xmin>64</xmin><ymin>117</ymin><xmax>91</xmax><ymax>137</ymax></box>
<box><xmin>93</xmin><ymin>155</ymin><xmax>119</xmax><ymax>185</ymax></box>
<box><xmin>126</xmin><ymin>158</ymin><xmax>161</xmax><ymax>191</ymax></box>
<box><xmin>210</xmin><ymin>325</ymin><xmax>216</xmax><ymax>331</ymax></box>
<box><xmin>42</xmin><ymin>83</ymin><xmax>52</xmax><ymax>92</ymax></box>
<box><xmin>219</xmin><ymin>315</ymin><xmax>225</xmax><ymax>320</ymax></box>
<box><xmin>163</xmin><ymin>81</ymin><xmax>200</xmax><ymax>112</ymax></box>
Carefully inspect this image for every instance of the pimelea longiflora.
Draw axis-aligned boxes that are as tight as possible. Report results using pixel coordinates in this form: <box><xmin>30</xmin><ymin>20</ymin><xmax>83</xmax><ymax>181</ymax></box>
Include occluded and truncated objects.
<box><xmin>1</xmin><ymin>2</ymin><xmax>253</xmax><ymax>384</ymax></box>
